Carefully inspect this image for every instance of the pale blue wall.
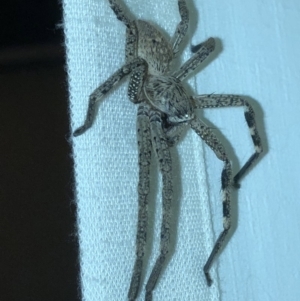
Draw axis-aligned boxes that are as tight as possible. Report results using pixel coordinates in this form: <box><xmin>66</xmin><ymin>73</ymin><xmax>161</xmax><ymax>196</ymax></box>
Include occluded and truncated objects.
<box><xmin>198</xmin><ymin>1</ymin><xmax>300</xmax><ymax>300</ymax></box>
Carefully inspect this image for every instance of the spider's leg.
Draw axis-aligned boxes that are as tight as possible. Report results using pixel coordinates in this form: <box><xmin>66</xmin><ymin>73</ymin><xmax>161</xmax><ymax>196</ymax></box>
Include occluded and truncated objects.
<box><xmin>108</xmin><ymin>0</ymin><xmax>138</xmax><ymax>63</ymax></box>
<box><xmin>190</xmin><ymin>119</ymin><xmax>232</xmax><ymax>287</ymax></box>
<box><xmin>145</xmin><ymin>110</ymin><xmax>173</xmax><ymax>301</ymax></box>
<box><xmin>73</xmin><ymin>58</ymin><xmax>146</xmax><ymax>136</ymax></box>
<box><xmin>128</xmin><ymin>63</ymin><xmax>148</xmax><ymax>104</ymax></box>
<box><xmin>171</xmin><ymin>0</ymin><xmax>189</xmax><ymax>56</ymax></box>
<box><xmin>128</xmin><ymin>104</ymin><xmax>152</xmax><ymax>301</ymax></box>
<box><xmin>172</xmin><ymin>37</ymin><xmax>215</xmax><ymax>80</ymax></box>
<box><xmin>125</xmin><ymin>22</ymin><xmax>138</xmax><ymax>63</ymax></box>
<box><xmin>108</xmin><ymin>0</ymin><xmax>132</xmax><ymax>28</ymax></box>
<box><xmin>194</xmin><ymin>94</ymin><xmax>263</xmax><ymax>187</ymax></box>
<box><xmin>108</xmin><ymin>0</ymin><xmax>147</xmax><ymax>104</ymax></box>
<box><xmin>190</xmin><ymin>40</ymin><xmax>209</xmax><ymax>53</ymax></box>
<box><xmin>124</xmin><ymin>19</ymin><xmax>147</xmax><ymax>104</ymax></box>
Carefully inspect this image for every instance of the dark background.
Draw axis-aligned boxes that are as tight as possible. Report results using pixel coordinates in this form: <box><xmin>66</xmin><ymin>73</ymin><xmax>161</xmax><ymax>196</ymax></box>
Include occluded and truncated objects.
<box><xmin>0</xmin><ymin>1</ymin><xmax>81</xmax><ymax>300</ymax></box>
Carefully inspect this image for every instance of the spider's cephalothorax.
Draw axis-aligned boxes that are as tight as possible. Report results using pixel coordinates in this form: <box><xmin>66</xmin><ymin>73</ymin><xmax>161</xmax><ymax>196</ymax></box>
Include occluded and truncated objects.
<box><xmin>73</xmin><ymin>1</ymin><xmax>263</xmax><ymax>300</ymax></box>
<box><xmin>144</xmin><ymin>75</ymin><xmax>194</xmax><ymax>123</ymax></box>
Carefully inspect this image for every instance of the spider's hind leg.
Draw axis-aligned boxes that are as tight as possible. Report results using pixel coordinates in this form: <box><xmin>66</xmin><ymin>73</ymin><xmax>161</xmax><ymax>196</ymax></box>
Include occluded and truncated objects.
<box><xmin>145</xmin><ymin>110</ymin><xmax>174</xmax><ymax>301</ymax></box>
<box><xmin>128</xmin><ymin>104</ymin><xmax>152</xmax><ymax>301</ymax></box>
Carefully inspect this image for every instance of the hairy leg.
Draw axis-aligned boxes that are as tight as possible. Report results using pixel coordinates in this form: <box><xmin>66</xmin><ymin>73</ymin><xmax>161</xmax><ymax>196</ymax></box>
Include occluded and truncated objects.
<box><xmin>171</xmin><ymin>0</ymin><xmax>189</xmax><ymax>56</ymax></box>
<box><xmin>125</xmin><ymin>22</ymin><xmax>138</xmax><ymax>62</ymax></box>
<box><xmin>128</xmin><ymin>104</ymin><xmax>152</xmax><ymax>301</ymax></box>
<box><xmin>172</xmin><ymin>37</ymin><xmax>215</xmax><ymax>80</ymax></box>
<box><xmin>108</xmin><ymin>0</ymin><xmax>139</xmax><ymax>62</ymax></box>
<box><xmin>128</xmin><ymin>64</ymin><xmax>148</xmax><ymax>104</ymax></box>
<box><xmin>145</xmin><ymin>110</ymin><xmax>173</xmax><ymax>301</ymax></box>
<box><xmin>108</xmin><ymin>0</ymin><xmax>147</xmax><ymax>104</ymax></box>
<box><xmin>108</xmin><ymin>0</ymin><xmax>132</xmax><ymax>27</ymax></box>
<box><xmin>194</xmin><ymin>94</ymin><xmax>263</xmax><ymax>187</ymax></box>
<box><xmin>190</xmin><ymin>119</ymin><xmax>232</xmax><ymax>286</ymax></box>
<box><xmin>73</xmin><ymin>58</ymin><xmax>146</xmax><ymax>136</ymax></box>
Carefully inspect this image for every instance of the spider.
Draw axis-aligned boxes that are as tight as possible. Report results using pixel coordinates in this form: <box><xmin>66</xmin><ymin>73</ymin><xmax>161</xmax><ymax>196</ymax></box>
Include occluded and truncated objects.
<box><xmin>73</xmin><ymin>0</ymin><xmax>263</xmax><ymax>300</ymax></box>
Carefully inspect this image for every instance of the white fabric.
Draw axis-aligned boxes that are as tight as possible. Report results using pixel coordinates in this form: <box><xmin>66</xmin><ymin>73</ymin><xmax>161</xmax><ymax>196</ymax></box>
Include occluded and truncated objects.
<box><xmin>64</xmin><ymin>0</ymin><xmax>220</xmax><ymax>300</ymax></box>
<box><xmin>64</xmin><ymin>0</ymin><xmax>300</xmax><ymax>301</ymax></box>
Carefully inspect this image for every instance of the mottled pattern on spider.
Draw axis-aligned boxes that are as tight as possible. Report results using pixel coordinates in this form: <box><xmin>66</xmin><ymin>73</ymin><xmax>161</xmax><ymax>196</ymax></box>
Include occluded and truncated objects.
<box><xmin>73</xmin><ymin>0</ymin><xmax>263</xmax><ymax>300</ymax></box>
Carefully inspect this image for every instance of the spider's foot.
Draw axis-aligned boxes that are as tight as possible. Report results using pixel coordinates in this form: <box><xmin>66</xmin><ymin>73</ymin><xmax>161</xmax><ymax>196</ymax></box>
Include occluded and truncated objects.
<box><xmin>232</xmin><ymin>181</ymin><xmax>241</xmax><ymax>189</ymax></box>
<box><xmin>232</xmin><ymin>174</ymin><xmax>242</xmax><ymax>189</ymax></box>
<box><xmin>191</xmin><ymin>43</ymin><xmax>202</xmax><ymax>53</ymax></box>
<box><xmin>204</xmin><ymin>271</ymin><xmax>213</xmax><ymax>287</ymax></box>
<box><xmin>145</xmin><ymin>291</ymin><xmax>152</xmax><ymax>301</ymax></box>
<box><xmin>191</xmin><ymin>37</ymin><xmax>215</xmax><ymax>53</ymax></box>
<box><xmin>73</xmin><ymin>125</ymin><xmax>87</xmax><ymax>137</ymax></box>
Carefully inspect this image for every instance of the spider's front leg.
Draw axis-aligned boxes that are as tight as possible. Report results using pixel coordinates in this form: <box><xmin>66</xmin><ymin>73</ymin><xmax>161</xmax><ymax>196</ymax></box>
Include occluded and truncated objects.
<box><xmin>172</xmin><ymin>37</ymin><xmax>215</xmax><ymax>80</ymax></box>
<box><xmin>108</xmin><ymin>0</ymin><xmax>139</xmax><ymax>63</ymax></box>
<box><xmin>145</xmin><ymin>110</ymin><xmax>173</xmax><ymax>301</ymax></box>
<box><xmin>109</xmin><ymin>0</ymin><xmax>147</xmax><ymax>105</ymax></box>
<box><xmin>73</xmin><ymin>58</ymin><xmax>146</xmax><ymax>136</ymax></box>
<box><xmin>128</xmin><ymin>104</ymin><xmax>152</xmax><ymax>301</ymax></box>
<box><xmin>171</xmin><ymin>0</ymin><xmax>189</xmax><ymax>56</ymax></box>
<box><xmin>190</xmin><ymin>119</ymin><xmax>232</xmax><ymax>286</ymax></box>
<box><xmin>194</xmin><ymin>94</ymin><xmax>263</xmax><ymax>187</ymax></box>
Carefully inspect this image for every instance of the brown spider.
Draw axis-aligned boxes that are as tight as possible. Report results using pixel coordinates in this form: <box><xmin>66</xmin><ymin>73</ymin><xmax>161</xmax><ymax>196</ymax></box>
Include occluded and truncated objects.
<box><xmin>73</xmin><ymin>1</ymin><xmax>263</xmax><ymax>300</ymax></box>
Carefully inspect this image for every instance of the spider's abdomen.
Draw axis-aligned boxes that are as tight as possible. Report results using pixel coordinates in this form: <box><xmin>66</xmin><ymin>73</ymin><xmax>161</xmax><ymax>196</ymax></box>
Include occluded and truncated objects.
<box><xmin>144</xmin><ymin>75</ymin><xmax>194</xmax><ymax>123</ymax></box>
<box><xmin>136</xmin><ymin>20</ymin><xmax>173</xmax><ymax>75</ymax></box>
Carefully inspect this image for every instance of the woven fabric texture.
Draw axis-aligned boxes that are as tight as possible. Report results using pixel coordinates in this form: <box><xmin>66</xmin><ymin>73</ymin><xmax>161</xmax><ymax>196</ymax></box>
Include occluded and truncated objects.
<box><xmin>63</xmin><ymin>0</ymin><xmax>220</xmax><ymax>300</ymax></box>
